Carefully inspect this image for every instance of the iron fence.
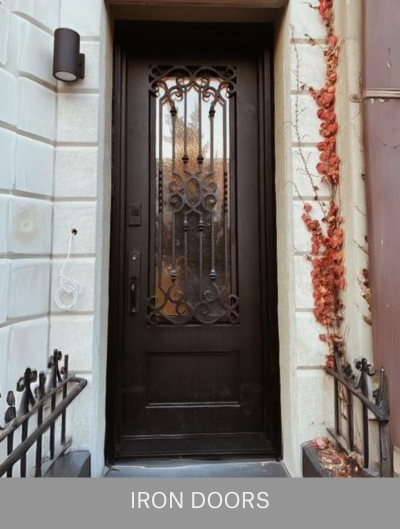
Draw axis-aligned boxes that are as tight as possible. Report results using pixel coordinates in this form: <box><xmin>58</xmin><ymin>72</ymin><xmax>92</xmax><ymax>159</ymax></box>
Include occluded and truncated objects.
<box><xmin>0</xmin><ymin>350</ymin><xmax>87</xmax><ymax>478</ymax></box>
<box><xmin>326</xmin><ymin>351</ymin><xmax>392</xmax><ymax>477</ymax></box>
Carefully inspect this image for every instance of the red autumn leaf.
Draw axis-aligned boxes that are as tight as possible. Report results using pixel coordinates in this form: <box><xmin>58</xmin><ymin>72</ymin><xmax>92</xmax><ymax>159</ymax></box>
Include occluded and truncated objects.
<box><xmin>325</xmin><ymin>111</ymin><xmax>336</xmax><ymax>122</ymax></box>
<box><xmin>317</xmin><ymin>141</ymin><xmax>328</xmax><ymax>152</ymax></box>
<box><xmin>327</xmin><ymin>35</ymin><xmax>338</xmax><ymax>46</ymax></box>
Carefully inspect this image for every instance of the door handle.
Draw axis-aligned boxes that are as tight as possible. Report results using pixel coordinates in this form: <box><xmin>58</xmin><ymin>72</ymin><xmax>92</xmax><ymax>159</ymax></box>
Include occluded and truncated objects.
<box><xmin>128</xmin><ymin>250</ymin><xmax>141</xmax><ymax>316</ymax></box>
<box><xmin>130</xmin><ymin>278</ymin><xmax>138</xmax><ymax>315</ymax></box>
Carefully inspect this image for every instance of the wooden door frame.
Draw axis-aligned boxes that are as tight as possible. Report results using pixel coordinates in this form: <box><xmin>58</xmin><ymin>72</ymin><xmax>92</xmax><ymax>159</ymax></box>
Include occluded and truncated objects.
<box><xmin>105</xmin><ymin>21</ymin><xmax>281</xmax><ymax>463</ymax></box>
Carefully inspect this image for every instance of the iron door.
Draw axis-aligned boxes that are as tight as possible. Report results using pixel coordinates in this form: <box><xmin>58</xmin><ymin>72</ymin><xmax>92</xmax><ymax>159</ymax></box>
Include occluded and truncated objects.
<box><xmin>108</xmin><ymin>23</ymin><xmax>280</xmax><ymax>459</ymax></box>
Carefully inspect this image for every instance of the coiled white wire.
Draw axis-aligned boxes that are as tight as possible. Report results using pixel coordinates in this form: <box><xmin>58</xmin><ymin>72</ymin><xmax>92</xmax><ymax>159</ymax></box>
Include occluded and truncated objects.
<box><xmin>54</xmin><ymin>232</ymin><xmax>82</xmax><ymax>311</ymax></box>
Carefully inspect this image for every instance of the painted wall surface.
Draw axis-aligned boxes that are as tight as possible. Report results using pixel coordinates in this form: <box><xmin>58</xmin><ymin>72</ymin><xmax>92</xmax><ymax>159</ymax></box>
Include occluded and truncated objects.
<box><xmin>0</xmin><ymin>0</ymin><xmax>370</xmax><ymax>477</ymax></box>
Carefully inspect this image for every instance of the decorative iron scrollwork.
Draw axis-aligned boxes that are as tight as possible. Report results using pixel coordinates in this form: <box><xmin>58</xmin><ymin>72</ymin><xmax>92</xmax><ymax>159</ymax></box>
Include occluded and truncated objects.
<box><xmin>149</xmin><ymin>65</ymin><xmax>237</xmax><ymax>104</ymax></box>
<box><xmin>148</xmin><ymin>65</ymin><xmax>239</xmax><ymax>326</ymax></box>
<box><xmin>326</xmin><ymin>352</ymin><xmax>392</xmax><ymax>476</ymax></box>
<box><xmin>2</xmin><ymin>392</ymin><xmax>16</xmax><ymax>429</ymax></box>
<box><xmin>0</xmin><ymin>350</ymin><xmax>87</xmax><ymax>478</ymax></box>
<box><xmin>0</xmin><ymin>350</ymin><xmax>65</xmax><ymax>430</ymax></box>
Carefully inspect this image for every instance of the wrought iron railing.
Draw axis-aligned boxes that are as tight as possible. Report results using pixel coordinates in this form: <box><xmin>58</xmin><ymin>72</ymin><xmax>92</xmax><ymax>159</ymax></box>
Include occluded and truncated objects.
<box><xmin>326</xmin><ymin>351</ymin><xmax>392</xmax><ymax>477</ymax></box>
<box><xmin>0</xmin><ymin>350</ymin><xmax>87</xmax><ymax>478</ymax></box>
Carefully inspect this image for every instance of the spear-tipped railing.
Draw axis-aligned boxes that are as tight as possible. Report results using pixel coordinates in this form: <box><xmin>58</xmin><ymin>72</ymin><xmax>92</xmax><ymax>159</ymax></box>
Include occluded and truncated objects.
<box><xmin>0</xmin><ymin>350</ymin><xmax>87</xmax><ymax>478</ymax></box>
<box><xmin>326</xmin><ymin>353</ymin><xmax>392</xmax><ymax>477</ymax></box>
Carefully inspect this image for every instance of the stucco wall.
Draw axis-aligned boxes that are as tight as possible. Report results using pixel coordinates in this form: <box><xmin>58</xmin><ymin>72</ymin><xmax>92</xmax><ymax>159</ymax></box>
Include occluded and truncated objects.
<box><xmin>0</xmin><ymin>0</ymin><xmax>370</xmax><ymax>477</ymax></box>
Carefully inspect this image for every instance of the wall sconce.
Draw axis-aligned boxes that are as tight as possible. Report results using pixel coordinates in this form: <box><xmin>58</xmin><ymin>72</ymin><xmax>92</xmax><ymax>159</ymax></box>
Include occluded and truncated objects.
<box><xmin>53</xmin><ymin>28</ymin><xmax>85</xmax><ymax>82</ymax></box>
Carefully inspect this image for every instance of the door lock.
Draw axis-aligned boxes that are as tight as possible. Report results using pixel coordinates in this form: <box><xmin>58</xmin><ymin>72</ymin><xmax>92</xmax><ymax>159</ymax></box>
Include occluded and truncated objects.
<box><xmin>128</xmin><ymin>250</ymin><xmax>141</xmax><ymax>315</ymax></box>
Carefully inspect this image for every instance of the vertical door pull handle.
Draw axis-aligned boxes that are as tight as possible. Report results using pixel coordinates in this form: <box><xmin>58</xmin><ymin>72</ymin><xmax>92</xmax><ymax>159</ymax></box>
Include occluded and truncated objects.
<box><xmin>128</xmin><ymin>250</ymin><xmax>141</xmax><ymax>316</ymax></box>
<box><xmin>130</xmin><ymin>278</ymin><xmax>137</xmax><ymax>315</ymax></box>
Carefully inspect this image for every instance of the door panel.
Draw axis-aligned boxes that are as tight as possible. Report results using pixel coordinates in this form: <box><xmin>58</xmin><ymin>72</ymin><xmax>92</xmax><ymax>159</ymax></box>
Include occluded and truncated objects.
<box><xmin>107</xmin><ymin>23</ymin><xmax>280</xmax><ymax>460</ymax></box>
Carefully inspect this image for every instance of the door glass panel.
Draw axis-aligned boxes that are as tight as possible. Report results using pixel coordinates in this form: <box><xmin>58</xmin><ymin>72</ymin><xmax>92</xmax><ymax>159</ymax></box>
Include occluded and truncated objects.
<box><xmin>148</xmin><ymin>66</ymin><xmax>239</xmax><ymax>325</ymax></box>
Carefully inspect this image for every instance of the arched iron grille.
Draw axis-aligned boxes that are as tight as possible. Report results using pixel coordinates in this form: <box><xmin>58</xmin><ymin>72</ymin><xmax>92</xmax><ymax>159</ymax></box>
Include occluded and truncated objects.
<box><xmin>147</xmin><ymin>65</ymin><xmax>239</xmax><ymax>326</ymax></box>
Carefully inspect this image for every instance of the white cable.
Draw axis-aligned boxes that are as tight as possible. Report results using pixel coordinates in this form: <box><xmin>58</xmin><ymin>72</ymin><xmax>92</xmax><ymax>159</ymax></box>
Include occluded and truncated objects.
<box><xmin>55</xmin><ymin>232</ymin><xmax>82</xmax><ymax>311</ymax></box>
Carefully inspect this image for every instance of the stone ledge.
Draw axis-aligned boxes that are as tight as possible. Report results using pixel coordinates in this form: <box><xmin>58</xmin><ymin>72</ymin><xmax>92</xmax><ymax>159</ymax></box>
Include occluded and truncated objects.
<box><xmin>44</xmin><ymin>451</ymin><xmax>91</xmax><ymax>478</ymax></box>
<box><xmin>302</xmin><ymin>441</ymin><xmax>330</xmax><ymax>477</ymax></box>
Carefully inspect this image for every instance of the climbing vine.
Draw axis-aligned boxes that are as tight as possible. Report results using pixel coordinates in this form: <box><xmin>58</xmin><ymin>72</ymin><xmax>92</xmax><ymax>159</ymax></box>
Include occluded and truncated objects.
<box><xmin>297</xmin><ymin>0</ymin><xmax>373</xmax><ymax>476</ymax></box>
<box><xmin>300</xmin><ymin>0</ymin><xmax>345</xmax><ymax>368</ymax></box>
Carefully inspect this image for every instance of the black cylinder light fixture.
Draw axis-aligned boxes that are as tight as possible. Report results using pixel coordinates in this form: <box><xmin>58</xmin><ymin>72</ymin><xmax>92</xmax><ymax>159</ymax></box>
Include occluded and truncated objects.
<box><xmin>53</xmin><ymin>28</ymin><xmax>85</xmax><ymax>82</ymax></box>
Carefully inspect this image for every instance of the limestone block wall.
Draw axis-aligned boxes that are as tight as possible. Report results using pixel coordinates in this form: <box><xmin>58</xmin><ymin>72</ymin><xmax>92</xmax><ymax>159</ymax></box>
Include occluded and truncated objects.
<box><xmin>0</xmin><ymin>0</ymin><xmax>104</xmax><ymax>473</ymax></box>
<box><xmin>49</xmin><ymin>0</ymin><xmax>103</xmax><ymax>451</ymax></box>
<box><xmin>274</xmin><ymin>0</ymin><xmax>334</xmax><ymax>456</ymax></box>
<box><xmin>0</xmin><ymin>0</ymin><xmax>59</xmax><ymax>427</ymax></box>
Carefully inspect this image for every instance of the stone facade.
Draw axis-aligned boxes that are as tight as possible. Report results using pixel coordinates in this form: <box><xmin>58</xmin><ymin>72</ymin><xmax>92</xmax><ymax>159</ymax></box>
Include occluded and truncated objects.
<box><xmin>0</xmin><ymin>0</ymin><xmax>58</xmax><ymax>429</ymax></box>
<box><xmin>0</xmin><ymin>0</ymin><xmax>371</xmax><ymax>477</ymax></box>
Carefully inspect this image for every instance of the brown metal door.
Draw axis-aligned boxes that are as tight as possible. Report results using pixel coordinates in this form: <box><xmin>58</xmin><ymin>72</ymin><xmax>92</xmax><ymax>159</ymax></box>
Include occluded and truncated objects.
<box><xmin>107</xmin><ymin>23</ymin><xmax>280</xmax><ymax>460</ymax></box>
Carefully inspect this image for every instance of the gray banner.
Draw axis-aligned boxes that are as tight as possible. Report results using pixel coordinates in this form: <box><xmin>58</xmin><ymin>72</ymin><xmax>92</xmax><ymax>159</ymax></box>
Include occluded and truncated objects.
<box><xmin>0</xmin><ymin>478</ymin><xmax>399</xmax><ymax>528</ymax></box>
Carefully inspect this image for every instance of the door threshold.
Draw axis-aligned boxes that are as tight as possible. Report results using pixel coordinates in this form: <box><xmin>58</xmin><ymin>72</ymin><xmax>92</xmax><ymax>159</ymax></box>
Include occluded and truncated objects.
<box><xmin>105</xmin><ymin>458</ymin><xmax>290</xmax><ymax>478</ymax></box>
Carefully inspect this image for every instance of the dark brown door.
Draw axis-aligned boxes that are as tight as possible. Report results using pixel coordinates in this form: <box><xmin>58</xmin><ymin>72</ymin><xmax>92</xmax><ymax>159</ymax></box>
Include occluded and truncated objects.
<box><xmin>107</xmin><ymin>23</ymin><xmax>281</xmax><ymax>460</ymax></box>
